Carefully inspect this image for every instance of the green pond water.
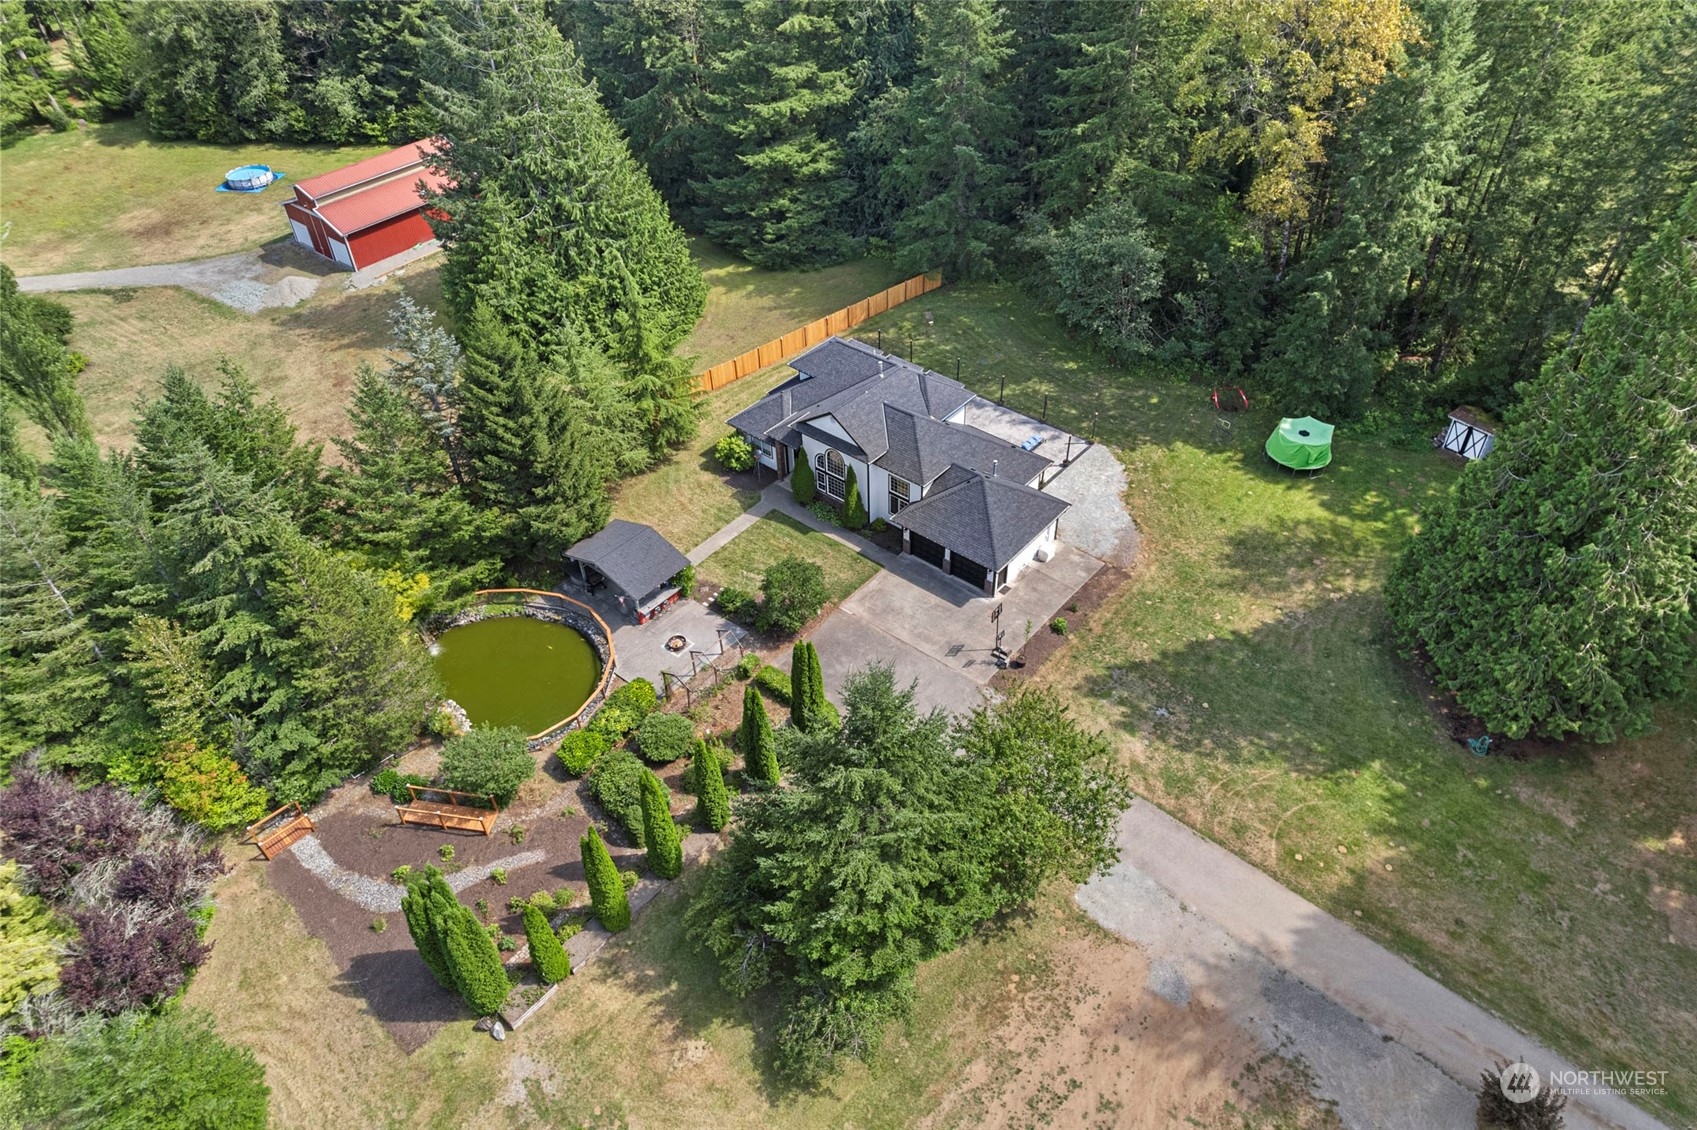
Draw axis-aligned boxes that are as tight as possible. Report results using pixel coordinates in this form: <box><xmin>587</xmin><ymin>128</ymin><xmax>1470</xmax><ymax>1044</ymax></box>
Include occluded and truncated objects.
<box><xmin>432</xmin><ymin>616</ymin><xmax>601</xmax><ymax>735</ymax></box>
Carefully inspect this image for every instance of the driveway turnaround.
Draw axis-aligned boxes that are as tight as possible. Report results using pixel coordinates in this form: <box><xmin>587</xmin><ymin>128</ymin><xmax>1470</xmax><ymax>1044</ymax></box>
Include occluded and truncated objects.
<box><xmin>1080</xmin><ymin>801</ymin><xmax>1671</xmax><ymax>1130</ymax></box>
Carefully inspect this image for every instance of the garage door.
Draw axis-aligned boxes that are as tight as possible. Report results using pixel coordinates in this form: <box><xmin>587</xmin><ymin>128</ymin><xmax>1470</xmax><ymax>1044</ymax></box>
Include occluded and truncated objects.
<box><xmin>910</xmin><ymin>532</ymin><xmax>947</xmax><ymax>570</ymax></box>
<box><xmin>951</xmin><ymin>553</ymin><xmax>989</xmax><ymax>591</ymax></box>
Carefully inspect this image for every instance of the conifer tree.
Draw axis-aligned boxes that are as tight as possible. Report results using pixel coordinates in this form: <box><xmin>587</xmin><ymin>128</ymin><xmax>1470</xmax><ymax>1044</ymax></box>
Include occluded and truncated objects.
<box><xmin>611</xmin><ymin>260</ymin><xmax>700</xmax><ymax>455</ymax></box>
<box><xmin>842</xmin><ymin>466</ymin><xmax>867</xmax><ymax>529</ymax></box>
<box><xmin>455</xmin><ymin>304</ymin><xmax>614</xmax><ymax>562</ymax></box>
<box><xmin>522</xmin><ymin>903</ymin><xmax>571</xmax><ymax>984</ymax></box>
<box><xmin>129</xmin><ymin>0</ymin><xmax>292</xmax><ymax>142</ymax></box>
<box><xmin>639</xmin><ymin>768</ymin><xmax>683</xmax><ymax>879</ymax></box>
<box><xmin>401</xmin><ymin>867</ymin><xmax>455</xmax><ymax>990</ymax></box>
<box><xmin>1386</xmin><ymin>190</ymin><xmax>1697</xmax><ymax>741</ymax></box>
<box><xmin>701</xmin><ymin>0</ymin><xmax>857</xmax><ymax>267</ymax></box>
<box><xmin>883</xmin><ymin>0</ymin><xmax>1018</xmax><ymax>279</ymax></box>
<box><xmin>790</xmin><ymin>641</ymin><xmax>816</xmax><ymax>732</ymax></box>
<box><xmin>581</xmin><ymin>825</ymin><xmax>631</xmax><ymax>932</ymax></box>
<box><xmin>0</xmin><ymin>265</ymin><xmax>90</xmax><ymax>442</ymax></box>
<box><xmin>423</xmin><ymin>0</ymin><xmax>705</xmax><ymax>353</ymax></box>
<box><xmin>694</xmin><ymin>739</ymin><xmax>731</xmax><ymax>831</ymax></box>
<box><xmin>791</xmin><ymin>459</ymin><xmax>817</xmax><ymax>506</ymax></box>
<box><xmin>441</xmin><ymin>893</ymin><xmax>510</xmax><ymax>1015</ymax></box>
<box><xmin>740</xmin><ymin>685</ymin><xmax>779</xmax><ymax>787</ymax></box>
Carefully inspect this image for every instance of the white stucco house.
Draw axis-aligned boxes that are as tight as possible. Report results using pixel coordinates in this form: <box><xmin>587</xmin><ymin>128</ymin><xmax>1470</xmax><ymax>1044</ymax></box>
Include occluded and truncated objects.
<box><xmin>728</xmin><ymin>337</ymin><xmax>1071</xmax><ymax>594</ymax></box>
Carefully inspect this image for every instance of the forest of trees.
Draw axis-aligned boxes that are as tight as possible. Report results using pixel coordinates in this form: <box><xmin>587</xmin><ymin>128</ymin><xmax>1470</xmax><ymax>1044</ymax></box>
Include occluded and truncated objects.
<box><xmin>6</xmin><ymin>0</ymin><xmax>1693</xmax><ymax>419</ymax></box>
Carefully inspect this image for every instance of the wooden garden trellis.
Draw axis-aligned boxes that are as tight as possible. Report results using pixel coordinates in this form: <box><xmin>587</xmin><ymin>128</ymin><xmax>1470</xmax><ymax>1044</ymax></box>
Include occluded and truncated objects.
<box><xmin>693</xmin><ymin>271</ymin><xmax>943</xmax><ymax>393</ymax></box>
<box><xmin>243</xmin><ymin>802</ymin><xmax>315</xmax><ymax>860</ymax></box>
<box><xmin>395</xmin><ymin>784</ymin><xmax>500</xmax><ymax>835</ymax></box>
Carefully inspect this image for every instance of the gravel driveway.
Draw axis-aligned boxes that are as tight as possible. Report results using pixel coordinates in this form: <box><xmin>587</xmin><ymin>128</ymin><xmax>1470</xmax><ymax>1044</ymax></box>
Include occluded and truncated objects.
<box><xmin>15</xmin><ymin>246</ymin><xmax>330</xmax><ymax>313</ymax></box>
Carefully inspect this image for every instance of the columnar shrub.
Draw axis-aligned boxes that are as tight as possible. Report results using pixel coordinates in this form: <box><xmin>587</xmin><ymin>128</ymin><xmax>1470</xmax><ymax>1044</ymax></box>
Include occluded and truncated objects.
<box><xmin>791</xmin><ymin>458</ymin><xmax>816</xmax><ymax>505</ymax></box>
<box><xmin>581</xmin><ymin>826</ymin><xmax>631</xmax><ymax>932</ymax></box>
<box><xmin>401</xmin><ymin>867</ymin><xmax>456</xmax><ymax>990</ymax></box>
<box><xmin>640</xmin><ymin>769</ymin><xmax>683</xmax><ymax>879</ymax></box>
<box><xmin>790</xmin><ymin>641</ymin><xmax>831</xmax><ymax>732</ymax></box>
<box><xmin>694</xmin><ymin>741</ymin><xmax>732</xmax><ymax>831</ymax></box>
<box><xmin>740</xmin><ymin>685</ymin><xmax>780</xmax><ymax>787</ymax></box>
<box><xmin>439</xmin><ymin>725</ymin><xmax>535</xmax><ymax>806</ymax></box>
<box><xmin>522</xmin><ymin>903</ymin><xmax>570</xmax><ymax>984</ymax></box>
<box><xmin>842</xmin><ymin>466</ymin><xmax>866</xmax><ymax>529</ymax></box>
<box><xmin>555</xmin><ymin>729</ymin><xmax>610</xmax><ymax>776</ymax></box>
<box><xmin>635</xmin><ymin>711</ymin><xmax>694</xmax><ymax>764</ymax></box>
<box><xmin>790</xmin><ymin>641</ymin><xmax>813</xmax><ymax>731</ymax></box>
<box><xmin>442</xmin><ymin>894</ymin><xmax>511</xmax><ymax>1015</ymax></box>
<box><xmin>586</xmin><ymin>749</ymin><xmax>648</xmax><ymax>847</ymax></box>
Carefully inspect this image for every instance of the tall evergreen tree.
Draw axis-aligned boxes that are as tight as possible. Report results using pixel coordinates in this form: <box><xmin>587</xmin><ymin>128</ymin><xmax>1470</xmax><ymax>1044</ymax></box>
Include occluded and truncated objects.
<box><xmin>1386</xmin><ymin>190</ymin><xmax>1697</xmax><ymax>741</ymax></box>
<box><xmin>740</xmin><ymin>684</ymin><xmax>779</xmax><ymax>787</ymax></box>
<box><xmin>1</xmin><ymin>0</ymin><xmax>68</xmax><ymax>132</ymax></box>
<box><xmin>58</xmin><ymin>0</ymin><xmax>138</xmax><ymax>117</ymax></box>
<box><xmin>455</xmin><ymin>305</ymin><xmax>614</xmax><ymax>562</ymax></box>
<box><xmin>610</xmin><ymin>259</ymin><xmax>700</xmax><ymax>455</ymax></box>
<box><xmin>639</xmin><ymin>767</ymin><xmax>683</xmax><ymax>879</ymax></box>
<box><xmin>700</xmin><ymin>0</ymin><xmax>857</xmax><ymax>267</ymax></box>
<box><xmin>130</xmin><ymin>0</ymin><xmax>293</xmax><ymax>141</ymax></box>
<box><xmin>882</xmin><ymin>0</ymin><xmax>1017</xmax><ymax>280</ymax></box>
<box><xmin>1</xmin><ymin>265</ymin><xmax>90</xmax><ymax>442</ymax></box>
<box><xmin>423</xmin><ymin>0</ymin><xmax>705</xmax><ymax>354</ymax></box>
<box><xmin>1257</xmin><ymin>0</ymin><xmax>1483</xmax><ymax>418</ymax></box>
<box><xmin>693</xmin><ymin>739</ymin><xmax>731</xmax><ymax>831</ymax></box>
<box><xmin>581</xmin><ymin>825</ymin><xmax>631</xmax><ymax>932</ymax></box>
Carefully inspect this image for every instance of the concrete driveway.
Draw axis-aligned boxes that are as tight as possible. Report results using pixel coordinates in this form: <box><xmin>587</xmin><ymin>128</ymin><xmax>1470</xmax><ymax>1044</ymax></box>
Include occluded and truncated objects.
<box><xmin>810</xmin><ymin>542</ymin><xmax>1102</xmax><ymax>716</ymax></box>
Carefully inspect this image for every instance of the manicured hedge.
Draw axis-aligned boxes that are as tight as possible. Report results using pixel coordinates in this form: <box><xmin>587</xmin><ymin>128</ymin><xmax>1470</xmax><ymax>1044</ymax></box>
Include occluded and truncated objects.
<box><xmin>522</xmin><ymin>903</ymin><xmax>570</xmax><ymax>985</ymax></box>
<box><xmin>586</xmin><ymin>750</ymin><xmax>647</xmax><ymax>847</ymax></box>
<box><xmin>639</xmin><ymin>769</ymin><xmax>683</xmax><ymax>879</ymax></box>
<box><xmin>635</xmin><ymin>712</ymin><xmax>694</xmax><ymax>764</ymax></box>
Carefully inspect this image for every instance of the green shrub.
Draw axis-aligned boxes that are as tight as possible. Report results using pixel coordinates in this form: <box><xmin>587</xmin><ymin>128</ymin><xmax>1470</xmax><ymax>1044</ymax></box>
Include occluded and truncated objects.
<box><xmin>158</xmin><ymin>742</ymin><xmax>268</xmax><ymax>831</ymax></box>
<box><xmin>13</xmin><ymin>1009</ymin><xmax>270</xmax><ymax>1130</ymax></box>
<box><xmin>585</xmin><ymin>750</ymin><xmax>648</xmax><ymax>846</ymax></box>
<box><xmin>509</xmin><ymin>824</ymin><xmax>527</xmax><ymax>845</ymax></box>
<box><xmin>391</xmin><ymin>864</ymin><xmax>413</xmax><ymax>883</ymax></box>
<box><xmin>672</xmin><ymin>563</ymin><xmax>697</xmax><ymax>599</ymax></box>
<box><xmin>438</xmin><ymin>844</ymin><xmax>455</xmax><ymax>862</ymax></box>
<box><xmin>426</xmin><ymin>708</ymin><xmax>462</xmax><ymax>738</ymax></box>
<box><xmin>558</xmin><ymin>921</ymin><xmax>584</xmax><ymax>943</ymax></box>
<box><xmin>581</xmin><ymin>826</ymin><xmax>631</xmax><ymax>932</ymax></box>
<box><xmin>791</xmin><ymin>458</ymin><xmax>816</xmax><ymax>505</ymax></box>
<box><xmin>372</xmin><ymin>769</ymin><xmax>432</xmax><ymax>804</ymax></box>
<box><xmin>555</xmin><ymin>728</ymin><xmax>609</xmax><ymax>775</ymax></box>
<box><xmin>439</xmin><ymin>726</ymin><xmax>535</xmax><ymax>806</ymax></box>
<box><xmin>523</xmin><ymin>904</ymin><xmax>571</xmax><ymax>984</ymax></box>
<box><xmin>604</xmin><ymin>678</ymin><xmax>658</xmax><ymax>719</ymax></box>
<box><xmin>640</xmin><ymin>769</ymin><xmax>683</xmax><ymax>878</ymax></box>
<box><xmin>620</xmin><ymin>870</ymin><xmax>640</xmax><ymax>891</ymax></box>
<box><xmin>759</xmin><ymin>556</ymin><xmax>828</xmax><ymax>634</ymax></box>
<box><xmin>490</xmin><ymin>867</ymin><xmax>508</xmax><ymax>885</ymax></box>
<box><xmin>735</xmin><ymin>653</ymin><xmax>762</xmax><ymax>679</ymax></box>
<box><xmin>869</xmin><ymin>517</ymin><xmax>888</xmax><ymax>533</ymax></box>
<box><xmin>693</xmin><ymin>741</ymin><xmax>732</xmax><ymax>831</ymax></box>
<box><xmin>753</xmin><ymin>663</ymin><xmax>792</xmax><ymax>705</ymax></box>
<box><xmin>443</xmin><ymin>898</ymin><xmax>511</xmax><ymax>1015</ymax></box>
<box><xmin>842</xmin><ymin>466</ymin><xmax>867</xmax><ymax>529</ymax></box>
<box><xmin>740</xmin><ymin>685</ymin><xmax>780</xmax><ymax>786</ymax></box>
<box><xmin>371</xmin><ymin>916</ymin><xmax>387</xmax><ymax>933</ymax></box>
<box><xmin>635</xmin><ymin>711</ymin><xmax>694</xmax><ymax>764</ymax></box>
<box><xmin>807</xmin><ymin>501</ymin><xmax>843</xmax><ymax>527</ymax></box>
<box><xmin>1050</xmin><ymin>616</ymin><xmax>1068</xmax><ymax>635</ymax></box>
<box><xmin>400</xmin><ymin>867</ymin><xmax>456</xmax><ymax>990</ymax></box>
<box><xmin>714</xmin><ymin>432</ymin><xmax>756</xmax><ymax>472</ymax></box>
<box><xmin>716</xmin><ymin>586</ymin><xmax>758</xmax><ymax>624</ymax></box>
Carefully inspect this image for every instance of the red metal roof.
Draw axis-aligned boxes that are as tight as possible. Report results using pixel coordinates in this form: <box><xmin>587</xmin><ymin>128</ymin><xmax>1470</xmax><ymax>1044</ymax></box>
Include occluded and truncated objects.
<box><xmin>292</xmin><ymin>139</ymin><xmax>441</xmax><ymax>202</ymax></box>
<box><xmin>316</xmin><ymin>167</ymin><xmax>451</xmax><ymax>236</ymax></box>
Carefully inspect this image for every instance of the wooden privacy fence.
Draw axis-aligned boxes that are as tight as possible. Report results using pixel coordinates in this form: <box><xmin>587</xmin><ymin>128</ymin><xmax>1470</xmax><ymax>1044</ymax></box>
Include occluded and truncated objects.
<box><xmin>244</xmin><ymin>802</ymin><xmax>315</xmax><ymax>860</ymax></box>
<box><xmin>694</xmin><ymin>271</ymin><xmax>943</xmax><ymax>393</ymax></box>
<box><xmin>395</xmin><ymin>784</ymin><xmax>500</xmax><ymax>835</ymax></box>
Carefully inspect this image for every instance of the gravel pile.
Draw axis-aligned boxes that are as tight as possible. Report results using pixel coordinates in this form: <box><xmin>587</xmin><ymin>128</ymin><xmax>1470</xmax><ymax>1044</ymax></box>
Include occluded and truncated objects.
<box><xmin>257</xmin><ymin>274</ymin><xmax>320</xmax><ymax>309</ymax></box>
<box><xmin>209</xmin><ymin>279</ymin><xmax>271</xmax><ymax>314</ymax></box>
<box><xmin>287</xmin><ymin>835</ymin><xmax>547</xmax><ymax>913</ymax></box>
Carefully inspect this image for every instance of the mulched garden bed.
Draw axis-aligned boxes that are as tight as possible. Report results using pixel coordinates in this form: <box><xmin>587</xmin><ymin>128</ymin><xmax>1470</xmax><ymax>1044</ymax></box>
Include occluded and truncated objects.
<box><xmin>1399</xmin><ymin>644</ymin><xmax>1580</xmax><ymax>763</ymax></box>
<box><xmin>263</xmin><ymin>738</ymin><xmax>708</xmax><ymax>1052</ymax></box>
<box><xmin>991</xmin><ymin>564</ymin><xmax>1128</xmax><ymax>691</ymax></box>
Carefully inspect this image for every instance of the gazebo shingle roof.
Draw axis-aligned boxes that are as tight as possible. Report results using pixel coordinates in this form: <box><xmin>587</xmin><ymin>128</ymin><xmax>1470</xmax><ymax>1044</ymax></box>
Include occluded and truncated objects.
<box><xmin>564</xmin><ymin>520</ymin><xmax>688</xmax><ymax>601</ymax></box>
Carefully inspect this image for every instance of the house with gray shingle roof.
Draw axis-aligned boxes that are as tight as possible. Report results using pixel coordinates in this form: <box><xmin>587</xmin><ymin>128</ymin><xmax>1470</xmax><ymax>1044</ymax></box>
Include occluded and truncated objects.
<box><xmin>728</xmin><ymin>337</ymin><xmax>1071</xmax><ymax>593</ymax></box>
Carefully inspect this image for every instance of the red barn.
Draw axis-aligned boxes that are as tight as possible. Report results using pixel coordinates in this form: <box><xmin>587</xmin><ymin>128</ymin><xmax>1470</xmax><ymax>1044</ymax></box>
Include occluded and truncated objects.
<box><xmin>282</xmin><ymin>140</ymin><xmax>448</xmax><ymax>271</ymax></box>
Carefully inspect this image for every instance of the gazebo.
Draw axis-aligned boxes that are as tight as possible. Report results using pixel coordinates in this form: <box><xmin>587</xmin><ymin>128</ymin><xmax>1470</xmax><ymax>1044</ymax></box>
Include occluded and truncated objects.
<box><xmin>564</xmin><ymin>520</ymin><xmax>690</xmax><ymax>624</ymax></box>
<box><xmin>1265</xmin><ymin>417</ymin><xmax>1334</xmax><ymax>472</ymax></box>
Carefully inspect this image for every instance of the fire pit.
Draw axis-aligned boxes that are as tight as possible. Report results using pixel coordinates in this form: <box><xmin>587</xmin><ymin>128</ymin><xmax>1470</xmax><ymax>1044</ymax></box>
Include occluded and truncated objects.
<box><xmin>665</xmin><ymin>635</ymin><xmax>688</xmax><ymax>653</ymax></box>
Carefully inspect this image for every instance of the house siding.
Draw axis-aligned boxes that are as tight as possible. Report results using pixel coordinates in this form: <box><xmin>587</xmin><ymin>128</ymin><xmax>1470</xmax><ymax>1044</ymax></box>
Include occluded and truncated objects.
<box><xmin>1003</xmin><ymin>520</ymin><xmax>1059</xmax><ymax>587</ymax></box>
<box><xmin>799</xmin><ymin>434</ymin><xmax>869</xmax><ymax>506</ymax></box>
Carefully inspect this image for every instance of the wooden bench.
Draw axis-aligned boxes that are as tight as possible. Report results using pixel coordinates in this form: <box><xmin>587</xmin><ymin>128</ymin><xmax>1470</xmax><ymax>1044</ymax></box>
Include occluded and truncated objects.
<box><xmin>395</xmin><ymin>785</ymin><xmax>499</xmax><ymax>835</ymax></box>
<box><xmin>243</xmin><ymin>802</ymin><xmax>315</xmax><ymax>859</ymax></box>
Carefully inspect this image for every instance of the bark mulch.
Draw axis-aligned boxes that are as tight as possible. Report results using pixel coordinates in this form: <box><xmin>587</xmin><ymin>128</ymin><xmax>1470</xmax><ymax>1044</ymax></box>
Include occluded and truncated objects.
<box><xmin>263</xmin><ymin>740</ymin><xmax>709</xmax><ymax>1053</ymax></box>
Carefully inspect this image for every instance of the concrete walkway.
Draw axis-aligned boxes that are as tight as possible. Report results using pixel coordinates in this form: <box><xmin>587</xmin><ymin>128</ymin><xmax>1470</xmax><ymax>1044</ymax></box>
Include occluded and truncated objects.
<box><xmin>1081</xmin><ymin>801</ymin><xmax>1671</xmax><ymax>1130</ymax></box>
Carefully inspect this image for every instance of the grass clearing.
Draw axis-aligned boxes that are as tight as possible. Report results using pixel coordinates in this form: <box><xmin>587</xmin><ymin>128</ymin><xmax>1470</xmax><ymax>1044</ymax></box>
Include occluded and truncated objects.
<box><xmin>854</xmin><ymin>285</ymin><xmax>1697</xmax><ymax>1124</ymax></box>
<box><xmin>0</xmin><ymin>119</ymin><xmax>392</xmax><ymax>274</ymax></box>
<box><xmin>699</xmin><ymin>511</ymin><xmax>879</xmax><ymax>607</ymax></box>
<box><xmin>610</xmin><ymin>372</ymin><xmax>780</xmax><ymax>554</ymax></box>
<box><xmin>679</xmin><ymin>238</ymin><xmax>905</xmax><ymax>367</ymax></box>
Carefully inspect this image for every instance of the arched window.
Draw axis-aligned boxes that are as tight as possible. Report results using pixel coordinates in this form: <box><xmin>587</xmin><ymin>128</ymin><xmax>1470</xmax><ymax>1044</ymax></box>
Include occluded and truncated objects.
<box><xmin>814</xmin><ymin>448</ymin><xmax>847</xmax><ymax>499</ymax></box>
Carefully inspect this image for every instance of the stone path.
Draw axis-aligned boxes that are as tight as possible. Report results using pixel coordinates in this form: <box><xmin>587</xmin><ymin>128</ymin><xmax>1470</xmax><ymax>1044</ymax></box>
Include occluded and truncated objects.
<box><xmin>1080</xmin><ymin>801</ymin><xmax>1671</xmax><ymax>1130</ymax></box>
<box><xmin>288</xmin><ymin>834</ymin><xmax>544</xmax><ymax>913</ymax></box>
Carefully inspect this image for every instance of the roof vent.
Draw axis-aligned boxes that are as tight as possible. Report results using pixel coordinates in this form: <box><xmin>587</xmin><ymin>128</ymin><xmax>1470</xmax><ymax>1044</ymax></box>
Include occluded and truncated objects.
<box><xmin>991</xmin><ymin>459</ymin><xmax>999</xmax><ymax>478</ymax></box>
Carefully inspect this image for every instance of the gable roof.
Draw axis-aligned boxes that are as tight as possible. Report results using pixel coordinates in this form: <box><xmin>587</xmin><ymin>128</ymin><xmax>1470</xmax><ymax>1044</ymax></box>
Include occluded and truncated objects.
<box><xmin>877</xmin><ymin>406</ymin><xmax>1048</xmax><ymax>487</ymax></box>
<box><xmin>891</xmin><ymin>466</ymin><xmax>1070</xmax><ymax>571</ymax></box>
<box><xmin>563</xmin><ymin>520</ymin><xmax>688</xmax><ymax>600</ymax></box>
<box><xmin>727</xmin><ymin>337</ymin><xmax>980</xmax><ymax>464</ymax></box>
<box><xmin>293</xmin><ymin>140</ymin><xmax>440</xmax><ymax>202</ymax></box>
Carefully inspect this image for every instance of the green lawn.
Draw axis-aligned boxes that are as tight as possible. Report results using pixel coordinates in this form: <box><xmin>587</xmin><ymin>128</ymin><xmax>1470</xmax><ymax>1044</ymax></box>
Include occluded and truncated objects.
<box><xmin>699</xmin><ymin>511</ymin><xmax>879</xmax><ymax>608</ymax></box>
<box><xmin>679</xmin><ymin>238</ymin><xmax>905</xmax><ymax>368</ymax></box>
<box><xmin>854</xmin><ymin>284</ymin><xmax>1697</xmax><ymax>1124</ymax></box>
<box><xmin>0</xmin><ymin>118</ymin><xmax>393</xmax><ymax>274</ymax></box>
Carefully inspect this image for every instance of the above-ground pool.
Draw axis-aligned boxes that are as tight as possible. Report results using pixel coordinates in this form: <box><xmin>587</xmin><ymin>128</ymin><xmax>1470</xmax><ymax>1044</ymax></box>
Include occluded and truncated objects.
<box><xmin>431</xmin><ymin>616</ymin><xmax>602</xmax><ymax>735</ymax></box>
<box><xmin>224</xmin><ymin>164</ymin><xmax>277</xmax><ymax>191</ymax></box>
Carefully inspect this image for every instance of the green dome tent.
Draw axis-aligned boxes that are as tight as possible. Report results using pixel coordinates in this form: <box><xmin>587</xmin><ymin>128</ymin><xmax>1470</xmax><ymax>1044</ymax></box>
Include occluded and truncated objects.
<box><xmin>1265</xmin><ymin>417</ymin><xmax>1334</xmax><ymax>471</ymax></box>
